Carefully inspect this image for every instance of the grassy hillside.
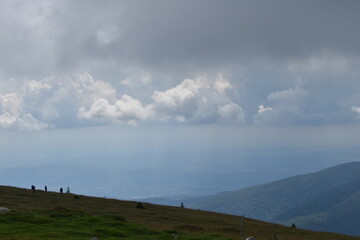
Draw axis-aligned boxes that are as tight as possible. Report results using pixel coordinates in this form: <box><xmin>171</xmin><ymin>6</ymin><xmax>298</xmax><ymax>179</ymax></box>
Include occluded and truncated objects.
<box><xmin>0</xmin><ymin>185</ymin><xmax>359</xmax><ymax>240</ymax></box>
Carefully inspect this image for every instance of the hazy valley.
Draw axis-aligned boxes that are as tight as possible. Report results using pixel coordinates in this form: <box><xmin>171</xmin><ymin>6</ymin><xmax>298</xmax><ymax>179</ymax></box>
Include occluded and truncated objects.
<box><xmin>141</xmin><ymin>162</ymin><xmax>360</xmax><ymax>236</ymax></box>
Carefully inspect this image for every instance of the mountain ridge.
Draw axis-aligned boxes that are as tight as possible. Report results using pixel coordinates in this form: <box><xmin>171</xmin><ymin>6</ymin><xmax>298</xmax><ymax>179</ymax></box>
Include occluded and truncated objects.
<box><xmin>141</xmin><ymin>161</ymin><xmax>360</xmax><ymax>236</ymax></box>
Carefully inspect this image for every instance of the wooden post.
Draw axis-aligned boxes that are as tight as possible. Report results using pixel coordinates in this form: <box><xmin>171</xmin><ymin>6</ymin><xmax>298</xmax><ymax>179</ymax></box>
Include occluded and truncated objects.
<box><xmin>240</xmin><ymin>215</ymin><xmax>244</xmax><ymax>237</ymax></box>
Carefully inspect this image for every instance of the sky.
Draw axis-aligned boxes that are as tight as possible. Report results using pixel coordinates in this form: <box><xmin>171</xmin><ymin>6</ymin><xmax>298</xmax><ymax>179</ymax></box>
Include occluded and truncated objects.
<box><xmin>1</xmin><ymin>0</ymin><xmax>360</xmax><ymax>199</ymax></box>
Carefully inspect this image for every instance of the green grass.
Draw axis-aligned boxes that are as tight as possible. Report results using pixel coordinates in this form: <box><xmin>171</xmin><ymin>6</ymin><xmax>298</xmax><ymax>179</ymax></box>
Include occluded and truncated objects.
<box><xmin>0</xmin><ymin>185</ymin><xmax>359</xmax><ymax>240</ymax></box>
<box><xmin>0</xmin><ymin>207</ymin><xmax>231</xmax><ymax>240</ymax></box>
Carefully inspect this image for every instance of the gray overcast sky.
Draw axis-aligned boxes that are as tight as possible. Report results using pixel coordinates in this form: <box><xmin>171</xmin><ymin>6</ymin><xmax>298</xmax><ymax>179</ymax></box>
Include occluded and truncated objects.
<box><xmin>1</xmin><ymin>0</ymin><xmax>360</xmax><ymax>197</ymax></box>
<box><xmin>1</xmin><ymin>0</ymin><xmax>360</xmax><ymax>129</ymax></box>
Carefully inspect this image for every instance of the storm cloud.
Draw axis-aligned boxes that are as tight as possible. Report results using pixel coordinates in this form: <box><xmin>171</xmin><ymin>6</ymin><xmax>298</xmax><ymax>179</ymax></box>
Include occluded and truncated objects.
<box><xmin>1</xmin><ymin>0</ymin><xmax>360</xmax><ymax>129</ymax></box>
<box><xmin>2</xmin><ymin>1</ymin><xmax>360</xmax><ymax>200</ymax></box>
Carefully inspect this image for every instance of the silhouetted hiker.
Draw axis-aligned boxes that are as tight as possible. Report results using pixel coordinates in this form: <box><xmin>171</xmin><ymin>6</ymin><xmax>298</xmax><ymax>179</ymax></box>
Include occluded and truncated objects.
<box><xmin>60</xmin><ymin>187</ymin><xmax>63</xmax><ymax>194</ymax></box>
<box><xmin>44</xmin><ymin>185</ymin><xmax>47</xmax><ymax>192</ymax></box>
<box><xmin>31</xmin><ymin>185</ymin><xmax>35</xmax><ymax>193</ymax></box>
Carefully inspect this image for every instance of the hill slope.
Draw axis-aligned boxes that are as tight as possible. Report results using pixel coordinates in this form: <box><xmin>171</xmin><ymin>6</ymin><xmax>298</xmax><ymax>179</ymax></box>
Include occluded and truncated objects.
<box><xmin>276</xmin><ymin>179</ymin><xmax>360</xmax><ymax>236</ymax></box>
<box><xmin>0</xmin><ymin>185</ymin><xmax>359</xmax><ymax>240</ymax></box>
<box><xmin>185</xmin><ymin>162</ymin><xmax>360</xmax><ymax>236</ymax></box>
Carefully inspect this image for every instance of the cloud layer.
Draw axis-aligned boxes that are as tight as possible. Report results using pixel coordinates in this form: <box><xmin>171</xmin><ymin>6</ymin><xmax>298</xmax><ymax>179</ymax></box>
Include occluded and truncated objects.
<box><xmin>0</xmin><ymin>73</ymin><xmax>247</xmax><ymax>129</ymax></box>
<box><xmin>1</xmin><ymin>0</ymin><xmax>360</xmax><ymax>130</ymax></box>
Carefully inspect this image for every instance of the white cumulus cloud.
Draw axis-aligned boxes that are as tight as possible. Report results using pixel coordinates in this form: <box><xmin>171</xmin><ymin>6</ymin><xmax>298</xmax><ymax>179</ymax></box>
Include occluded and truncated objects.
<box><xmin>0</xmin><ymin>93</ymin><xmax>49</xmax><ymax>130</ymax></box>
<box><xmin>152</xmin><ymin>78</ymin><xmax>204</xmax><ymax>109</ymax></box>
<box><xmin>214</xmin><ymin>75</ymin><xmax>232</xmax><ymax>94</ymax></box>
<box><xmin>78</xmin><ymin>95</ymin><xmax>153</xmax><ymax>125</ymax></box>
<box><xmin>71</xmin><ymin>73</ymin><xmax>117</xmax><ymax>107</ymax></box>
<box><xmin>218</xmin><ymin>103</ymin><xmax>245</xmax><ymax>123</ymax></box>
<box><xmin>0</xmin><ymin>73</ymin><xmax>245</xmax><ymax>130</ymax></box>
<box><xmin>254</xmin><ymin>87</ymin><xmax>309</xmax><ymax>124</ymax></box>
<box><xmin>151</xmin><ymin>77</ymin><xmax>244</xmax><ymax>123</ymax></box>
<box><xmin>257</xmin><ymin>105</ymin><xmax>273</xmax><ymax>114</ymax></box>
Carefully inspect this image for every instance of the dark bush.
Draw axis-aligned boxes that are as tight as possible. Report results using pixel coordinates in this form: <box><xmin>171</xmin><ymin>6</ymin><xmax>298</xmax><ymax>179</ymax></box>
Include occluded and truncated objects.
<box><xmin>136</xmin><ymin>202</ymin><xmax>145</xmax><ymax>209</ymax></box>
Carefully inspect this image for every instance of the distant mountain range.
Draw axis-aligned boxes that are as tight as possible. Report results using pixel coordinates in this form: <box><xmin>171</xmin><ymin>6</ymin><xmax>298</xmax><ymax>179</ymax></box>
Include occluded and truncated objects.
<box><xmin>141</xmin><ymin>162</ymin><xmax>360</xmax><ymax>236</ymax></box>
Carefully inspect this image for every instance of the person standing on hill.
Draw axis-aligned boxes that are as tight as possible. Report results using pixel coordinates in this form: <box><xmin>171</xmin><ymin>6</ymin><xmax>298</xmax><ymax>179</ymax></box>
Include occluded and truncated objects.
<box><xmin>60</xmin><ymin>187</ymin><xmax>63</xmax><ymax>194</ymax></box>
<box><xmin>31</xmin><ymin>185</ymin><xmax>35</xmax><ymax>193</ymax></box>
<box><xmin>44</xmin><ymin>185</ymin><xmax>47</xmax><ymax>192</ymax></box>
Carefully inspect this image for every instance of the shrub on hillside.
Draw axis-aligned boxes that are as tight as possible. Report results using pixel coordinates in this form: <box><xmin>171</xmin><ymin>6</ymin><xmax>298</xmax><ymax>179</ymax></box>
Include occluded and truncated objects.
<box><xmin>136</xmin><ymin>202</ymin><xmax>145</xmax><ymax>209</ymax></box>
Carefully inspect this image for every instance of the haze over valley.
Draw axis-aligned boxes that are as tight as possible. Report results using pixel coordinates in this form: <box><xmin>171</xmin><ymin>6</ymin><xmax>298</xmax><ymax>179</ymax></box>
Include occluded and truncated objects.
<box><xmin>1</xmin><ymin>1</ymin><xmax>360</xmax><ymax>238</ymax></box>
